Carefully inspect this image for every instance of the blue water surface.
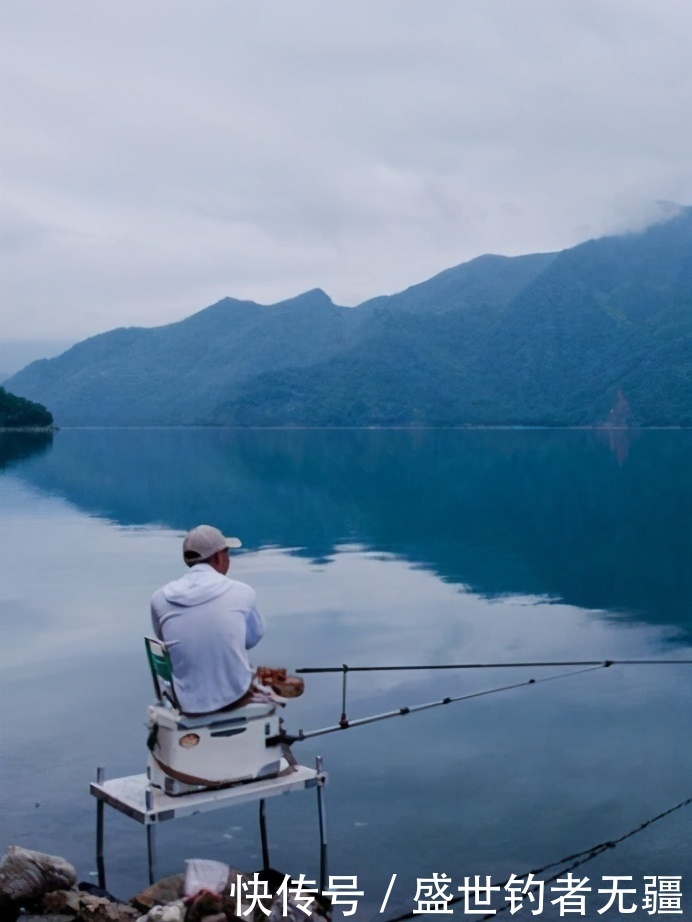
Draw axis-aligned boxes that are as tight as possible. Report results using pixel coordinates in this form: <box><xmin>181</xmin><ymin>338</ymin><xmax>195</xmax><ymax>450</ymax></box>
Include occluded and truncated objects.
<box><xmin>1</xmin><ymin>428</ymin><xmax>690</xmax><ymax>920</ymax></box>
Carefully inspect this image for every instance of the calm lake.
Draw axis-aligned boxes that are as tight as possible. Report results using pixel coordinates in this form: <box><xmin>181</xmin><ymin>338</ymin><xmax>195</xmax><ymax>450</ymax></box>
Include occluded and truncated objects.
<box><xmin>1</xmin><ymin>428</ymin><xmax>690</xmax><ymax>920</ymax></box>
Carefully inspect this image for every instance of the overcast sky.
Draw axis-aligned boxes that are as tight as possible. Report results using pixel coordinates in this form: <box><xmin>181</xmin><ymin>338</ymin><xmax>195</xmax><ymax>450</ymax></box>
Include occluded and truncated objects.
<box><xmin>1</xmin><ymin>0</ymin><xmax>691</xmax><ymax>344</ymax></box>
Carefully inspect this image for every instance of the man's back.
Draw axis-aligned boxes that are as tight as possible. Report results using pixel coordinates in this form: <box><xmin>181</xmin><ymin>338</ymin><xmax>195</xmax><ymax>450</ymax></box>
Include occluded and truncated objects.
<box><xmin>151</xmin><ymin>561</ymin><xmax>264</xmax><ymax>715</ymax></box>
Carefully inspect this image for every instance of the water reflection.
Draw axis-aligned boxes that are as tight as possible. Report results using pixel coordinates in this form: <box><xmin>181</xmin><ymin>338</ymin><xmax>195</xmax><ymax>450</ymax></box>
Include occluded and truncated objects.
<box><xmin>0</xmin><ymin>430</ymin><xmax>53</xmax><ymax>470</ymax></box>
<box><xmin>1</xmin><ymin>435</ymin><xmax>690</xmax><ymax>915</ymax></box>
<box><xmin>7</xmin><ymin>428</ymin><xmax>691</xmax><ymax>636</ymax></box>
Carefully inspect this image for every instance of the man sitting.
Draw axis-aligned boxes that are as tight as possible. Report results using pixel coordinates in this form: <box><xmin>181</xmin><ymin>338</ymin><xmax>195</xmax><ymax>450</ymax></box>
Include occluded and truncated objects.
<box><xmin>150</xmin><ymin>524</ymin><xmax>264</xmax><ymax>715</ymax></box>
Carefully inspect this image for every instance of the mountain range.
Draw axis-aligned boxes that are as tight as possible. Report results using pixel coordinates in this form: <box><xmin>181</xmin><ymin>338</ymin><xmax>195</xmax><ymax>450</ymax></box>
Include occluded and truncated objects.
<box><xmin>6</xmin><ymin>207</ymin><xmax>691</xmax><ymax>427</ymax></box>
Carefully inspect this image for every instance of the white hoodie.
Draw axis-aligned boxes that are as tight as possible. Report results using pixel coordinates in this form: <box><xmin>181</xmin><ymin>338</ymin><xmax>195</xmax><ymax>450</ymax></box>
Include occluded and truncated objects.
<box><xmin>150</xmin><ymin>563</ymin><xmax>264</xmax><ymax>714</ymax></box>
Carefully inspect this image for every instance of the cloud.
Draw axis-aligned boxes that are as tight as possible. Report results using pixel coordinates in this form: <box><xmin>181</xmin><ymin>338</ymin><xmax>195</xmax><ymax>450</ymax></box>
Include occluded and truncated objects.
<box><xmin>1</xmin><ymin>0</ymin><xmax>691</xmax><ymax>339</ymax></box>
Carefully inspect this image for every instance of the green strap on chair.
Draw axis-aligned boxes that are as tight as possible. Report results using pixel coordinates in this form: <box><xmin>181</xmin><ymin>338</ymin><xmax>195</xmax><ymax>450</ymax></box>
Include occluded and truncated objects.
<box><xmin>145</xmin><ymin>636</ymin><xmax>179</xmax><ymax>708</ymax></box>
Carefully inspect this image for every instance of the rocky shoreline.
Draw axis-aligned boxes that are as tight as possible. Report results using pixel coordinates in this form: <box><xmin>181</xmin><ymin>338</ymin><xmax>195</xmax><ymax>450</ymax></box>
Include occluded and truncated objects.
<box><xmin>0</xmin><ymin>846</ymin><xmax>330</xmax><ymax>922</ymax></box>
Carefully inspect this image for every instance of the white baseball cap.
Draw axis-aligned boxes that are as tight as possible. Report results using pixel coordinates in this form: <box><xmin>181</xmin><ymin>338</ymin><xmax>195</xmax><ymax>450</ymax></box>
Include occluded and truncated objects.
<box><xmin>182</xmin><ymin>524</ymin><xmax>242</xmax><ymax>564</ymax></box>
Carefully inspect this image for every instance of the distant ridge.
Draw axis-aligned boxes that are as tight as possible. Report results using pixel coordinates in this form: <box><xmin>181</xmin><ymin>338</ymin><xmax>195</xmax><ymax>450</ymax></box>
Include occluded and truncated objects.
<box><xmin>6</xmin><ymin>208</ymin><xmax>691</xmax><ymax>427</ymax></box>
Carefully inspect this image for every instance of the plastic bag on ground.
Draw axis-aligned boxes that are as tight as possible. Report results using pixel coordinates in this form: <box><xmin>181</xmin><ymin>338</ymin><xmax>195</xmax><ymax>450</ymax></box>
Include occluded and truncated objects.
<box><xmin>183</xmin><ymin>859</ymin><xmax>229</xmax><ymax>897</ymax></box>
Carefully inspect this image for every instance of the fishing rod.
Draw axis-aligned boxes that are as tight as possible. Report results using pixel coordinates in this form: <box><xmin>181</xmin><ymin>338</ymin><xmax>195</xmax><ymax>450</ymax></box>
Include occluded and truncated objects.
<box><xmin>279</xmin><ymin>663</ymin><xmax>610</xmax><ymax>743</ymax></box>
<box><xmin>286</xmin><ymin>658</ymin><xmax>692</xmax><ymax>740</ymax></box>
<box><xmin>296</xmin><ymin>658</ymin><xmax>692</xmax><ymax>673</ymax></box>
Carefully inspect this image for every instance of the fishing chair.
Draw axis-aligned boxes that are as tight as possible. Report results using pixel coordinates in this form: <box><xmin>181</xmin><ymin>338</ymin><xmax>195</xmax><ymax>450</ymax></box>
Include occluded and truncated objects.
<box><xmin>143</xmin><ymin>636</ymin><xmax>287</xmax><ymax>795</ymax></box>
<box><xmin>144</xmin><ymin>636</ymin><xmax>180</xmax><ymax>709</ymax></box>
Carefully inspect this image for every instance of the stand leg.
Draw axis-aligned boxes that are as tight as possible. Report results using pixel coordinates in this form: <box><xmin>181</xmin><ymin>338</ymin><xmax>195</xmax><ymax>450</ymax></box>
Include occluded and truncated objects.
<box><xmin>95</xmin><ymin>767</ymin><xmax>106</xmax><ymax>890</ymax></box>
<box><xmin>146</xmin><ymin>826</ymin><xmax>156</xmax><ymax>886</ymax></box>
<box><xmin>145</xmin><ymin>789</ymin><xmax>157</xmax><ymax>885</ymax></box>
<box><xmin>316</xmin><ymin>757</ymin><xmax>328</xmax><ymax>893</ymax></box>
<box><xmin>259</xmin><ymin>799</ymin><xmax>270</xmax><ymax>871</ymax></box>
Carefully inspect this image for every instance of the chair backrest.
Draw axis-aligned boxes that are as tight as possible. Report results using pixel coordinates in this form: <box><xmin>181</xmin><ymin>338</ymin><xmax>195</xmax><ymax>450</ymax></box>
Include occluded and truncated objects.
<box><xmin>144</xmin><ymin>636</ymin><xmax>180</xmax><ymax>708</ymax></box>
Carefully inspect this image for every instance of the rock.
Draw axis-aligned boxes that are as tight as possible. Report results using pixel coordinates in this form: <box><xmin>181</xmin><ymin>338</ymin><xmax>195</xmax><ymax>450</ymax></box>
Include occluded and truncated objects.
<box><xmin>43</xmin><ymin>889</ymin><xmax>138</xmax><ymax>921</ymax></box>
<box><xmin>131</xmin><ymin>876</ymin><xmax>185</xmax><ymax>912</ymax></box>
<box><xmin>8</xmin><ymin>856</ymin><xmax>326</xmax><ymax>922</ymax></box>
<box><xmin>42</xmin><ymin>891</ymin><xmax>82</xmax><ymax>913</ymax></box>
<box><xmin>78</xmin><ymin>882</ymin><xmax>123</xmax><ymax>903</ymax></box>
<box><xmin>0</xmin><ymin>846</ymin><xmax>77</xmax><ymax>904</ymax></box>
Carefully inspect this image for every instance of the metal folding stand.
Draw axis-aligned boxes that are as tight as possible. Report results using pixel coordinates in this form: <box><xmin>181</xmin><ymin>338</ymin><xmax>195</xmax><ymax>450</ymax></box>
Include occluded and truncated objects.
<box><xmin>259</xmin><ymin>798</ymin><xmax>270</xmax><ymax>872</ymax></box>
<box><xmin>315</xmin><ymin>756</ymin><xmax>328</xmax><ymax>892</ymax></box>
<box><xmin>91</xmin><ymin>758</ymin><xmax>328</xmax><ymax>889</ymax></box>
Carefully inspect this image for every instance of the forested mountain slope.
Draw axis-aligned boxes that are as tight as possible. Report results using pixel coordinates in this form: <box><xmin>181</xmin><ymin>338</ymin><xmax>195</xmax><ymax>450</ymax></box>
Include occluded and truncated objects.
<box><xmin>0</xmin><ymin>387</ymin><xmax>53</xmax><ymax>428</ymax></box>
<box><xmin>7</xmin><ymin>209</ymin><xmax>690</xmax><ymax>426</ymax></box>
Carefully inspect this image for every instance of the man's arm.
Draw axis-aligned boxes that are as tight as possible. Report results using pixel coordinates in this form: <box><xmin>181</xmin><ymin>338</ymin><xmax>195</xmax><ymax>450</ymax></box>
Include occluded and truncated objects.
<box><xmin>150</xmin><ymin>591</ymin><xmax>164</xmax><ymax>641</ymax></box>
<box><xmin>244</xmin><ymin>603</ymin><xmax>264</xmax><ymax>649</ymax></box>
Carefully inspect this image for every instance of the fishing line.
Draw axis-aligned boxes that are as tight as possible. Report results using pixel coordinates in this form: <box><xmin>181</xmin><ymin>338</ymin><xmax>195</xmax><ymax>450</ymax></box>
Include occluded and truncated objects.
<box><xmin>283</xmin><ymin>660</ymin><xmax>691</xmax><ymax>915</ymax></box>
<box><xmin>382</xmin><ymin>796</ymin><xmax>692</xmax><ymax>921</ymax></box>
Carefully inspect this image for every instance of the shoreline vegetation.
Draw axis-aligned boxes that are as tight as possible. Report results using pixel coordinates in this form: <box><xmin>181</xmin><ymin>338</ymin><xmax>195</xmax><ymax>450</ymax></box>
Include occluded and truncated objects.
<box><xmin>0</xmin><ymin>425</ymin><xmax>57</xmax><ymax>431</ymax></box>
<box><xmin>0</xmin><ymin>387</ymin><xmax>53</xmax><ymax>429</ymax></box>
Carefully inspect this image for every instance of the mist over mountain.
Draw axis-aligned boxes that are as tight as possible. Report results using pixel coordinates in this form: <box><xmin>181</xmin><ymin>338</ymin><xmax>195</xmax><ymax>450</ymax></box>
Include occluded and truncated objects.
<box><xmin>0</xmin><ymin>339</ymin><xmax>76</xmax><ymax>382</ymax></box>
<box><xmin>7</xmin><ymin>209</ymin><xmax>691</xmax><ymax>427</ymax></box>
